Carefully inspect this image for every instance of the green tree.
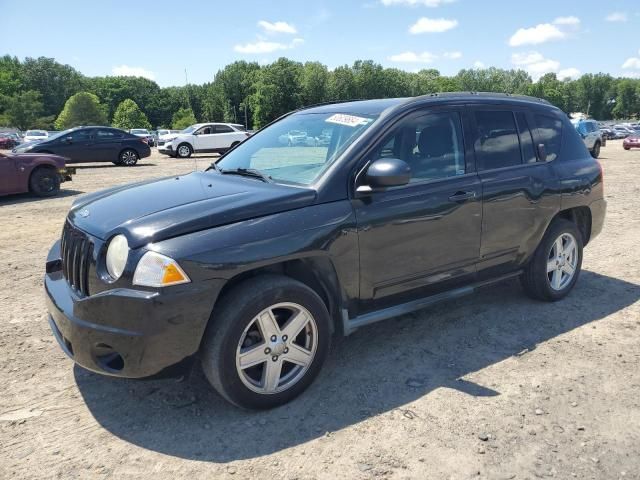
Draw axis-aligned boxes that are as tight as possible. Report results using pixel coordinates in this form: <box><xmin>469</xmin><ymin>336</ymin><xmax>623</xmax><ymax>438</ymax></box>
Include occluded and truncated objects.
<box><xmin>112</xmin><ymin>98</ymin><xmax>152</xmax><ymax>129</ymax></box>
<box><xmin>249</xmin><ymin>58</ymin><xmax>303</xmax><ymax>128</ymax></box>
<box><xmin>299</xmin><ymin>61</ymin><xmax>329</xmax><ymax>106</ymax></box>
<box><xmin>171</xmin><ymin>107</ymin><xmax>197</xmax><ymax>129</ymax></box>
<box><xmin>54</xmin><ymin>92</ymin><xmax>107</xmax><ymax>129</ymax></box>
<box><xmin>0</xmin><ymin>90</ymin><xmax>43</xmax><ymax>130</ymax></box>
<box><xmin>22</xmin><ymin>57</ymin><xmax>86</xmax><ymax>118</ymax></box>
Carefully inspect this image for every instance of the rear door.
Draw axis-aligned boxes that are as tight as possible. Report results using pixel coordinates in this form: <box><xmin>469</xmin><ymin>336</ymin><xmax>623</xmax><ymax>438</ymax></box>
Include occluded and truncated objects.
<box><xmin>93</xmin><ymin>128</ymin><xmax>124</xmax><ymax>162</ymax></box>
<box><xmin>212</xmin><ymin>124</ymin><xmax>237</xmax><ymax>149</ymax></box>
<box><xmin>472</xmin><ymin>107</ymin><xmax>559</xmax><ymax>277</ymax></box>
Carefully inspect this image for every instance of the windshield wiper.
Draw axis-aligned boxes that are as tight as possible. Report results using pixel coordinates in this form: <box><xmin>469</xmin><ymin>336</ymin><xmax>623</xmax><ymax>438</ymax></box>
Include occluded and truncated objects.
<box><xmin>220</xmin><ymin>168</ymin><xmax>273</xmax><ymax>183</ymax></box>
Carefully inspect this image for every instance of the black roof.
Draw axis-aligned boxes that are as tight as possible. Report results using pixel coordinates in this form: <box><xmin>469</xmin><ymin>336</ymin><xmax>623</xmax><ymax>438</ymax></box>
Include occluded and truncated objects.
<box><xmin>301</xmin><ymin>92</ymin><xmax>554</xmax><ymax>116</ymax></box>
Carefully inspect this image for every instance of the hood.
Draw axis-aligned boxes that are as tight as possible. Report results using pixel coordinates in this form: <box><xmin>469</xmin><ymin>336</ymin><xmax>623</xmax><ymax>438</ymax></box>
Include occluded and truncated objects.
<box><xmin>68</xmin><ymin>171</ymin><xmax>317</xmax><ymax>248</ymax></box>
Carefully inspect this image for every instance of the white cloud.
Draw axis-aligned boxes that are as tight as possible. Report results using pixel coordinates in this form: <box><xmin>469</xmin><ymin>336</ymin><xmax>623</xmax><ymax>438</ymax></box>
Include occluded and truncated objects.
<box><xmin>409</xmin><ymin>17</ymin><xmax>458</xmax><ymax>34</ymax></box>
<box><xmin>111</xmin><ymin>65</ymin><xmax>156</xmax><ymax>81</ymax></box>
<box><xmin>258</xmin><ymin>20</ymin><xmax>297</xmax><ymax>34</ymax></box>
<box><xmin>473</xmin><ymin>60</ymin><xmax>486</xmax><ymax>68</ymax></box>
<box><xmin>508</xmin><ymin>23</ymin><xmax>566</xmax><ymax>47</ymax></box>
<box><xmin>622</xmin><ymin>55</ymin><xmax>640</xmax><ymax>70</ymax></box>
<box><xmin>606</xmin><ymin>12</ymin><xmax>627</xmax><ymax>22</ymax></box>
<box><xmin>511</xmin><ymin>51</ymin><xmax>561</xmax><ymax>80</ymax></box>
<box><xmin>553</xmin><ymin>16</ymin><xmax>580</xmax><ymax>25</ymax></box>
<box><xmin>381</xmin><ymin>0</ymin><xmax>455</xmax><ymax>6</ymax></box>
<box><xmin>234</xmin><ymin>38</ymin><xmax>303</xmax><ymax>54</ymax></box>
<box><xmin>389</xmin><ymin>51</ymin><xmax>438</xmax><ymax>63</ymax></box>
<box><xmin>558</xmin><ymin>67</ymin><xmax>581</xmax><ymax>79</ymax></box>
<box><xmin>443</xmin><ymin>51</ymin><xmax>462</xmax><ymax>59</ymax></box>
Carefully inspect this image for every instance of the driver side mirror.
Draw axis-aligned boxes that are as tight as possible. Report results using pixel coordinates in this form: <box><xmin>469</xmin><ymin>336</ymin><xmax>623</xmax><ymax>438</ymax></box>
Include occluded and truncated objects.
<box><xmin>357</xmin><ymin>158</ymin><xmax>411</xmax><ymax>194</ymax></box>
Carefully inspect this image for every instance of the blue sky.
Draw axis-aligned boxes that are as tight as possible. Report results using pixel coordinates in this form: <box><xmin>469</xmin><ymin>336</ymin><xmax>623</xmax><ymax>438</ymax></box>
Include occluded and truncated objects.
<box><xmin>1</xmin><ymin>0</ymin><xmax>639</xmax><ymax>87</ymax></box>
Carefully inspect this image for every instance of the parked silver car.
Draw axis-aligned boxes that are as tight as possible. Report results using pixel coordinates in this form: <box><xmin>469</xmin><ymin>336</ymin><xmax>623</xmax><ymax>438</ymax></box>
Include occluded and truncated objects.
<box><xmin>571</xmin><ymin>119</ymin><xmax>603</xmax><ymax>158</ymax></box>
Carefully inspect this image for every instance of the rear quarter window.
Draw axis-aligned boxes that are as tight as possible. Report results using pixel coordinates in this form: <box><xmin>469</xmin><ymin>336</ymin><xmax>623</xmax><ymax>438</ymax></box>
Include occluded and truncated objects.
<box><xmin>534</xmin><ymin>113</ymin><xmax>563</xmax><ymax>162</ymax></box>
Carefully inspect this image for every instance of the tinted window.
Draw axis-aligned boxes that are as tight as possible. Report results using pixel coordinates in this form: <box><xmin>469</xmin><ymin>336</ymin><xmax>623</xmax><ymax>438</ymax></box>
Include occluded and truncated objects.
<box><xmin>535</xmin><ymin>114</ymin><xmax>562</xmax><ymax>162</ymax></box>
<box><xmin>96</xmin><ymin>129</ymin><xmax>123</xmax><ymax>139</ymax></box>
<box><xmin>474</xmin><ymin>110</ymin><xmax>522</xmax><ymax>170</ymax></box>
<box><xmin>515</xmin><ymin>112</ymin><xmax>537</xmax><ymax>164</ymax></box>
<box><xmin>65</xmin><ymin>129</ymin><xmax>92</xmax><ymax>141</ymax></box>
<box><xmin>215</xmin><ymin>125</ymin><xmax>234</xmax><ymax>134</ymax></box>
<box><xmin>373</xmin><ymin>111</ymin><xmax>466</xmax><ymax>182</ymax></box>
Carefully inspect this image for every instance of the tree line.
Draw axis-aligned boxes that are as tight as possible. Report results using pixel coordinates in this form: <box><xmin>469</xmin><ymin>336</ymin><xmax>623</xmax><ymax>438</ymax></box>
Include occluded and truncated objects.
<box><xmin>1</xmin><ymin>55</ymin><xmax>639</xmax><ymax>131</ymax></box>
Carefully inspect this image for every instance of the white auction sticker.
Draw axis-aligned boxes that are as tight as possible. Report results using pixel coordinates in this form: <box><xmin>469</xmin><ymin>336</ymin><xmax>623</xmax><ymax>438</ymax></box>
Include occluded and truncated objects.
<box><xmin>325</xmin><ymin>113</ymin><xmax>370</xmax><ymax>127</ymax></box>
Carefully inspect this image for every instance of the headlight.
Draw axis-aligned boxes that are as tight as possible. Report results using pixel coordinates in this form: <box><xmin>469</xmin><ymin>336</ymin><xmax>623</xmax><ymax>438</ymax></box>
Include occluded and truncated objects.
<box><xmin>105</xmin><ymin>234</ymin><xmax>129</xmax><ymax>280</ymax></box>
<box><xmin>133</xmin><ymin>251</ymin><xmax>190</xmax><ymax>287</ymax></box>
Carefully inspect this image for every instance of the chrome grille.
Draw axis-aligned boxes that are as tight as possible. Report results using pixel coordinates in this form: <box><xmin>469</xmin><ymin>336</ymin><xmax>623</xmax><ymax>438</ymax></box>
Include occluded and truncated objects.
<box><xmin>60</xmin><ymin>222</ymin><xmax>93</xmax><ymax>296</ymax></box>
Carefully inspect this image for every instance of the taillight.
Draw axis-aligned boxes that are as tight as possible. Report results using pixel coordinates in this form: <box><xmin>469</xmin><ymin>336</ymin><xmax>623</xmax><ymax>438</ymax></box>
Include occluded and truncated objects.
<box><xmin>140</xmin><ymin>138</ymin><xmax>148</xmax><ymax>144</ymax></box>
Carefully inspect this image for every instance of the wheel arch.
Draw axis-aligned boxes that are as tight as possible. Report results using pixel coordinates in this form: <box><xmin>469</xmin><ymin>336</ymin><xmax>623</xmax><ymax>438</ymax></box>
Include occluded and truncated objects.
<box><xmin>212</xmin><ymin>256</ymin><xmax>345</xmax><ymax>336</ymax></box>
<box><xmin>118</xmin><ymin>147</ymin><xmax>139</xmax><ymax>158</ymax></box>
<box><xmin>551</xmin><ymin>206</ymin><xmax>592</xmax><ymax>245</ymax></box>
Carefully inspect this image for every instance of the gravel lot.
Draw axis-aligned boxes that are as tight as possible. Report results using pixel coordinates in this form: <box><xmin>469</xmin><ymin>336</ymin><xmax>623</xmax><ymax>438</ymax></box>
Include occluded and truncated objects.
<box><xmin>1</xmin><ymin>143</ymin><xmax>639</xmax><ymax>480</ymax></box>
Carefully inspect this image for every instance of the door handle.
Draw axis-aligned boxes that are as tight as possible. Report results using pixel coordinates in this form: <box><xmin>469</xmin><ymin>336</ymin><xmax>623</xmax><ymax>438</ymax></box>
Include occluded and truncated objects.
<box><xmin>449</xmin><ymin>191</ymin><xmax>476</xmax><ymax>202</ymax></box>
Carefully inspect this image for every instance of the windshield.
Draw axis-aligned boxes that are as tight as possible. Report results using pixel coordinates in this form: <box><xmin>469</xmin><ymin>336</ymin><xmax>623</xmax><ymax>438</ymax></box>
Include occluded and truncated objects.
<box><xmin>217</xmin><ymin>112</ymin><xmax>378</xmax><ymax>185</ymax></box>
<box><xmin>26</xmin><ymin>130</ymin><xmax>47</xmax><ymax>136</ymax></box>
<box><xmin>181</xmin><ymin>125</ymin><xmax>197</xmax><ymax>134</ymax></box>
<box><xmin>131</xmin><ymin>129</ymin><xmax>149</xmax><ymax>134</ymax></box>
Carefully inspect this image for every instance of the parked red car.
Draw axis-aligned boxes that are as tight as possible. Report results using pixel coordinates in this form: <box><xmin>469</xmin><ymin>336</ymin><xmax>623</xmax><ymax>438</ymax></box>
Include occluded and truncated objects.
<box><xmin>0</xmin><ymin>151</ymin><xmax>75</xmax><ymax>197</ymax></box>
<box><xmin>623</xmin><ymin>136</ymin><xmax>640</xmax><ymax>150</ymax></box>
<box><xmin>0</xmin><ymin>135</ymin><xmax>19</xmax><ymax>149</ymax></box>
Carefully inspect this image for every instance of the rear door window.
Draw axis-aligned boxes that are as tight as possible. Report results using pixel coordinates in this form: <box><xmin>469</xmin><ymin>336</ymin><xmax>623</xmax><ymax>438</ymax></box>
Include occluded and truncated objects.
<box><xmin>473</xmin><ymin>110</ymin><xmax>522</xmax><ymax>170</ymax></box>
<box><xmin>215</xmin><ymin>125</ymin><xmax>234</xmax><ymax>134</ymax></box>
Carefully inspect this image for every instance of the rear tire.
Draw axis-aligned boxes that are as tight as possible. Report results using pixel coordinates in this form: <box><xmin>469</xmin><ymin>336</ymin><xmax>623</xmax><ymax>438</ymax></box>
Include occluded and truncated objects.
<box><xmin>118</xmin><ymin>149</ymin><xmax>138</xmax><ymax>166</ymax></box>
<box><xmin>521</xmin><ymin>218</ymin><xmax>583</xmax><ymax>302</ymax></box>
<box><xmin>176</xmin><ymin>143</ymin><xmax>192</xmax><ymax>158</ymax></box>
<box><xmin>29</xmin><ymin>167</ymin><xmax>60</xmax><ymax>197</ymax></box>
<box><xmin>201</xmin><ymin>275</ymin><xmax>332</xmax><ymax>410</ymax></box>
<box><xmin>590</xmin><ymin>142</ymin><xmax>601</xmax><ymax>158</ymax></box>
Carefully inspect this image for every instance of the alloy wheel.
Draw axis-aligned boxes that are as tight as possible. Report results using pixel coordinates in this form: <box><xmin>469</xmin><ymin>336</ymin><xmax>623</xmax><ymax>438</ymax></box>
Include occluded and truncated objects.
<box><xmin>121</xmin><ymin>150</ymin><xmax>137</xmax><ymax>166</ymax></box>
<box><xmin>235</xmin><ymin>302</ymin><xmax>318</xmax><ymax>395</ymax></box>
<box><xmin>547</xmin><ymin>232</ymin><xmax>578</xmax><ymax>291</ymax></box>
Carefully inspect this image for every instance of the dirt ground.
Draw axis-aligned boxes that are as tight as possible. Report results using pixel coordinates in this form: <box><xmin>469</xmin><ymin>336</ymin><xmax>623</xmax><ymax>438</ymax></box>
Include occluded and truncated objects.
<box><xmin>0</xmin><ymin>143</ymin><xmax>639</xmax><ymax>480</ymax></box>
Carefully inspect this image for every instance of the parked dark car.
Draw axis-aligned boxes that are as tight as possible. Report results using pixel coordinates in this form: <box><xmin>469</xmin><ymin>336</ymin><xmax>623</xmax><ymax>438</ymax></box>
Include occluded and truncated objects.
<box><xmin>623</xmin><ymin>135</ymin><xmax>640</xmax><ymax>150</ymax></box>
<box><xmin>44</xmin><ymin>93</ymin><xmax>606</xmax><ymax>409</ymax></box>
<box><xmin>13</xmin><ymin>126</ymin><xmax>151</xmax><ymax>166</ymax></box>
<box><xmin>0</xmin><ymin>151</ymin><xmax>74</xmax><ymax>197</ymax></box>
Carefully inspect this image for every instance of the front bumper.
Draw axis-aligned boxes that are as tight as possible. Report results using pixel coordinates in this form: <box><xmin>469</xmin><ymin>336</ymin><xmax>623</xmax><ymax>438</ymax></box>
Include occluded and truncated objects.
<box><xmin>44</xmin><ymin>240</ymin><xmax>223</xmax><ymax>378</ymax></box>
<box><xmin>158</xmin><ymin>143</ymin><xmax>174</xmax><ymax>155</ymax></box>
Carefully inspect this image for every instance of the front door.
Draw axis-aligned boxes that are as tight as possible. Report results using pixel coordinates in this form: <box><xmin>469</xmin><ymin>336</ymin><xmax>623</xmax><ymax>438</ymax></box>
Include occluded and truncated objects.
<box><xmin>193</xmin><ymin>125</ymin><xmax>215</xmax><ymax>152</ymax></box>
<box><xmin>353</xmin><ymin>108</ymin><xmax>482</xmax><ymax>311</ymax></box>
<box><xmin>51</xmin><ymin>128</ymin><xmax>94</xmax><ymax>162</ymax></box>
<box><xmin>0</xmin><ymin>154</ymin><xmax>17</xmax><ymax>194</ymax></box>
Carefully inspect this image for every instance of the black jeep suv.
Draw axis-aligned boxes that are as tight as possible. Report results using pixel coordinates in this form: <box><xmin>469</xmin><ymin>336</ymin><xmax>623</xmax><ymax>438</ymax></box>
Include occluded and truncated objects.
<box><xmin>45</xmin><ymin>93</ymin><xmax>606</xmax><ymax>409</ymax></box>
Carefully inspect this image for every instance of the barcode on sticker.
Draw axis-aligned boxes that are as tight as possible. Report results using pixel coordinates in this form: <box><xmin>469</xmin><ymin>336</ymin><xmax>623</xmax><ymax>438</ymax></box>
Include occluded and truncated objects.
<box><xmin>326</xmin><ymin>114</ymin><xmax>370</xmax><ymax>127</ymax></box>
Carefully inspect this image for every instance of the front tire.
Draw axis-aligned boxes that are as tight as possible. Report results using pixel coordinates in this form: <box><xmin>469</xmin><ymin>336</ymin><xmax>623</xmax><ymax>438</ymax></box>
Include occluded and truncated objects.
<box><xmin>201</xmin><ymin>275</ymin><xmax>332</xmax><ymax>409</ymax></box>
<box><xmin>521</xmin><ymin>218</ymin><xmax>583</xmax><ymax>301</ymax></box>
<box><xmin>176</xmin><ymin>143</ymin><xmax>193</xmax><ymax>158</ymax></box>
<box><xmin>29</xmin><ymin>167</ymin><xmax>60</xmax><ymax>197</ymax></box>
<box><xmin>590</xmin><ymin>142</ymin><xmax>601</xmax><ymax>158</ymax></box>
